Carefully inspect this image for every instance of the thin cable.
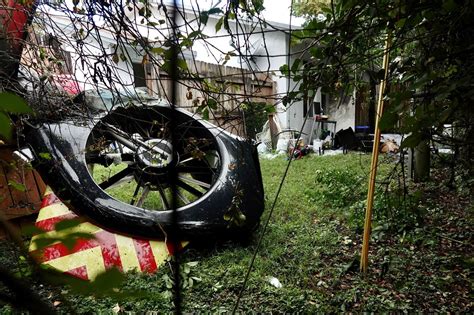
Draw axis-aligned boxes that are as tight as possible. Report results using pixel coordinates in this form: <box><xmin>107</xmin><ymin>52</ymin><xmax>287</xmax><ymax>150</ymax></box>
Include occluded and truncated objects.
<box><xmin>232</xmin><ymin>1</ymin><xmax>303</xmax><ymax>312</ymax></box>
<box><xmin>167</xmin><ymin>0</ymin><xmax>182</xmax><ymax>313</ymax></box>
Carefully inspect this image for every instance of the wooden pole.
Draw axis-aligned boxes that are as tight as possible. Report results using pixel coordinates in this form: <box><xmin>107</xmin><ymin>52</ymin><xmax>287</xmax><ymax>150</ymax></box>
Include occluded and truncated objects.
<box><xmin>360</xmin><ymin>33</ymin><xmax>392</xmax><ymax>273</ymax></box>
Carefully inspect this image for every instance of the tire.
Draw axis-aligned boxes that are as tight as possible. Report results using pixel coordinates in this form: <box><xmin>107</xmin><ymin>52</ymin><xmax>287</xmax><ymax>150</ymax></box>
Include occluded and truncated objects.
<box><xmin>28</xmin><ymin>104</ymin><xmax>264</xmax><ymax>238</ymax></box>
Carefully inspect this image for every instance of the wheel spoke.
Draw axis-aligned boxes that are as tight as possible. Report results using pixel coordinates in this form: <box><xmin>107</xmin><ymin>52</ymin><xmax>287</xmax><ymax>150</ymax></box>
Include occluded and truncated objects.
<box><xmin>135</xmin><ymin>185</ymin><xmax>150</xmax><ymax>208</ymax></box>
<box><xmin>104</xmin><ymin>123</ymin><xmax>169</xmax><ymax>156</ymax></box>
<box><xmin>87</xmin><ymin>107</ymin><xmax>222</xmax><ymax>214</ymax></box>
<box><xmin>104</xmin><ymin>127</ymin><xmax>138</xmax><ymax>151</ymax></box>
<box><xmin>176</xmin><ymin>165</ymin><xmax>216</xmax><ymax>174</ymax></box>
<box><xmin>176</xmin><ymin>189</ymin><xmax>190</xmax><ymax>204</ymax></box>
<box><xmin>156</xmin><ymin>184</ymin><xmax>170</xmax><ymax>210</ymax></box>
<box><xmin>130</xmin><ymin>181</ymin><xmax>142</xmax><ymax>205</ymax></box>
<box><xmin>176</xmin><ymin>179</ymin><xmax>204</xmax><ymax>197</ymax></box>
<box><xmin>86</xmin><ymin>153</ymin><xmax>134</xmax><ymax>165</ymax></box>
<box><xmin>98</xmin><ymin>166</ymin><xmax>134</xmax><ymax>190</ymax></box>
<box><xmin>178</xmin><ymin>175</ymin><xmax>211</xmax><ymax>189</ymax></box>
<box><xmin>178</xmin><ymin>157</ymin><xmax>197</xmax><ymax>165</ymax></box>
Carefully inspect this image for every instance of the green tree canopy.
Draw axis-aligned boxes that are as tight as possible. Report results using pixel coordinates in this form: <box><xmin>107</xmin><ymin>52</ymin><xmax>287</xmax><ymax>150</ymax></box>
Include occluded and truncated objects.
<box><xmin>283</xmin><ymin>0</ymin><xmax>473</xmax><ymax>181</ymax></box>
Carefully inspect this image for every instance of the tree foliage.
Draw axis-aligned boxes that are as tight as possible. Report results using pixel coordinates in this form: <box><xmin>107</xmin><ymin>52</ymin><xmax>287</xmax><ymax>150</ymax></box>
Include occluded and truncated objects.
<box><xmin>283</xmin><ymin>0</ymin><xmax>474</xmax><ymax>182</ymax></box>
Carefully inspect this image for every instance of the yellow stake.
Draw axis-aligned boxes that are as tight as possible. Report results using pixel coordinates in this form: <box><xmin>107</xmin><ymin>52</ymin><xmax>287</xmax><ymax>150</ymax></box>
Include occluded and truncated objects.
<box><xmin>360</xmin><ymin>33</ymin><xmax>392</xmax><ymax>273</ymax></box>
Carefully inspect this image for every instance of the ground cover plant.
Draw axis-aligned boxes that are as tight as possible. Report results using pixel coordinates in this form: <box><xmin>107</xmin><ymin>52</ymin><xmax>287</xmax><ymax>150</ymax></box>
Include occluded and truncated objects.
<box><xmin>0</xmin><ymin>152</ymin><xmax>472</xmax><ymax>313</ymax></box>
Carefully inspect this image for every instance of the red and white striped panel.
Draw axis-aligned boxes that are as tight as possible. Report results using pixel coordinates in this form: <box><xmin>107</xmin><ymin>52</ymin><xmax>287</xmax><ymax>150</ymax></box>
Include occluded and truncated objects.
<box><xmin>29</xmin><ymin>187</ymin><xmax>185</xmax><ymax>281</ymax></box>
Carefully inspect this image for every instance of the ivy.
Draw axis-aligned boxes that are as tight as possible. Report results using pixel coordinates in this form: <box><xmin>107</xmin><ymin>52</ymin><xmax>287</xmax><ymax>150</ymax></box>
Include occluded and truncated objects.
<box><xmin>0</xmin><ymin>92</ymin><xmax>32</xmax><ymax>140</ymax></box>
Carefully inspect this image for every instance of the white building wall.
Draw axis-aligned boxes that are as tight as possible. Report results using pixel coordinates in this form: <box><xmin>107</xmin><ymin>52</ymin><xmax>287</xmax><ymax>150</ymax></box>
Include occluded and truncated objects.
<box><xmin>39</xmin><ymin>3</ymin><xmax>294</xmax><ymax>129</ymax></box>
<box><xmin>179</xmin><ymin>13</ymin><xmax>291</xmax><ymax>128</ymax></box>
<box><xmin>252</xmin><ymin>30</ymin><xmax>289</xmax><ymax>129</ymax></box>
<box><xmin>326</xmin><ymin>92</ymin><xmax>356</xmax><ymax>132</ymax></box>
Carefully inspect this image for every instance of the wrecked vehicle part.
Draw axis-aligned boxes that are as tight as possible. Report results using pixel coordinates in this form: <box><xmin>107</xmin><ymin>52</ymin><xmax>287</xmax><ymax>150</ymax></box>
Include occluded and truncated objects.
<box><xmin>27</xmin><ymin>104</ymin><xmax>264</xmax><ymax>238</ymax></box>
<box><xmin>1</xmin><ymin>1</ymin><xmax>264</xmax><ymax>239</ymax></box>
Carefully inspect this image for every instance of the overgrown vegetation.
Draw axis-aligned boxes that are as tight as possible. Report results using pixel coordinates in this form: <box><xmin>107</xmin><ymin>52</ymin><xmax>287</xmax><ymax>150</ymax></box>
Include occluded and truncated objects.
<box><xmin>1</xmin><ymin>153</ymin><xmax>471</xmax><ymax>312</ymax></box>
<box><xmin>284</xmin><ymin>0</ymin><xmax>474</xmax><ymax>184</ymax></box>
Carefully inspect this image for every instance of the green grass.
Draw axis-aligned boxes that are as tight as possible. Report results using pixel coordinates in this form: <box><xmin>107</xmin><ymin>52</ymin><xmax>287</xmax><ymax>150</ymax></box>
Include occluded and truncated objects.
<box><xmin>1</xmin><ymin>153</ymin><xmax>472</xmax><ymax>313</ymax></box>
<box><xmin>91</xmin><ymin>163</ymin><xmax>202</xmax><ymax>209</ymax></box>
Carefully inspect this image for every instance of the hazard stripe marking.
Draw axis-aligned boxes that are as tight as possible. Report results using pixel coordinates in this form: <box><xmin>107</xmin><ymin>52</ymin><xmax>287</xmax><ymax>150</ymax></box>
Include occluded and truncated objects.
<box><xmin>37</xmin><ymin>202</ymin><xmax>74</xmax><ymax>222</ymax></box>
<box><xmin>150</xmin><ymin>241</ymin><xmax>171</xmax><ymax>267</ymax></box>
<box><xmin>29</xmin><ymin>189</ymin><xmax>187</xmax><ymax>281</ymax></box>
<box><xmin>133</xmin><ymin>239</ymin><xmax>158</xmax><ymax>272</ymax></box>
<box><xmin>29</xmin><ymin>221</ymin><xmax>102</xmax><ymax>252</ymax></box>
<box><xmin>115</xmin><ymin>234</ymin><xmax>141</xmax><ymax>272</ymax></box>
<box><xmin>95</xmin><ymin>231</ymin><xmax>123</xmax><ymax>271</ymax></box>
<box><xmin>40</xmin><ymin>191</ymin><xmax>60</xmax><ymax>208</ymax></box>
<box><xmin>65</xmin><ymin>266</ymin><xmax>88</xmax><ymax>280</ymax></box>
<box><xmin>45</xmin><ymin>247</ymin><xmax>106</xmax><ymax>281</ymax></box>
<box><xmin>35</xmin><ymin>213</ymin><xmax>81</xmax><ymax>232</ymax></box>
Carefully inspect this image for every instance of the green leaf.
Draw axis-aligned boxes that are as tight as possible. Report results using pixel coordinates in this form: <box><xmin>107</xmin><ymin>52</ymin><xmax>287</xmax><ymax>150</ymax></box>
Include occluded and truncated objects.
<box><xmin>39</xmin><ymin>152</ymin><xmax>52</xmax><ymax>160</ymax></box>
<box><xmin>208</xmin><ymin>7</ymin><xmax>222</xmax><ymax>15</ymax></box>
<box><xmin>379</xmin><ymin>111</ymin><xmax>398</xmax><ymax>131</ymax></box>
<box><xmin>264</xmin><ymin>104</ymin><xmax>276</xmax><ymax>114</ymax></box>
<box><xmin>401</xmin><ymin>133</ymin><xmax>422</xmax><ymax>148</ymax></box>
<box><xmin>8</xmin><ymin>180</ymin><xmax>26</xmax><ymax>192</ymax></box>
<box><xmin>291</xmin><ymin>58</ymin><xmax>301</xmax><ymax>74</ymax></box>
<box><xmin>306</xmin><ymin>19</ymin><xmax>326</xmax><ymax>31</ymax></box>
<box><xmin>0</xmin><ymin>92</ymin><xmax>32</xmax><ymax>114</ymax></box>
<box><xmin>188</xmin><ymin>30</ymin><xmax>201</xmax><ymax>39</ymax></box>
<box><xmin>251</xmin><ymin>0</ymin><xmax>265</xmax><ymax>13</ymax></box>
<box><xmin>199</xmin><ymin>12</ymin><xmax>209</xmax><ymax>24</ymax></box>
<box><xmin>181</xmin><ymin>38</ymin><xmax>192</xmax><ymax>48</ymax></box>
<box><xmin>202</xmin><ymin>108</ymin><xmax>209</xmax><ymax>120</ymax></box>
<box><xmin>161</xmin><ymin>61</ymin><xmax>171</xmax><ymax>73</ymax></box>
<box><xmin>91</xmin><ymin>267</ymin><xmax>125</xmax><ymax>292</ymax></box>
<box><xmin>177</xmin><ymin>58</ymin><xmax>188</xmax><ymax>71</ymax></box>
<box><xmin>215</xmin><ymin>16</ymin><xmax>224</xmax><ymax>32</ymax></box>
<box><xmin>309</xmin><ymin>47</ymin><xmax>324</xmax><ymax>59</ymax></box>
<box><xmin>0</xmin><ymin>112</ymin><xmax>12</xmax><ymax>139</ymax></box>
<box><xmin>183</xmin><ymin>265</ymin><xmax>190</xmax><ymax>274</ymax></box>
<box><xmin>112</xmin><ymin>53</ymin><xmax>120</xmax><ymax>64</ymax></box>
<box><xmin>207</xmin><ymin>98</ymin><xmax>218</xmax><ymax>110</ymax></box>
<box><xmin>395</xmin><ymin>18</ymin><xmax>406</xmax><ymax>29</ymax></box>
<box><xmin>341</xmin><ymin>0</ymin><xmax>358</xmax><ymax>11</ymax></box>
<box><xmin>151</xmin><ymin>47</ymin><xmax>165</xmax><ymax>55</ymax></box>
<box><xmin>279</xmin><ymin>64</ymin><xmax>290</xmax><ymax>76</ymax></box>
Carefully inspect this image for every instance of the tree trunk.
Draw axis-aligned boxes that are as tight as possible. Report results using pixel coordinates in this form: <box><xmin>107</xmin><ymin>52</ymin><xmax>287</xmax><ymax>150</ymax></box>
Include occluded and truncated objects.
<box><xmin>268</xmin><ymin>114</ymin><xmax>278</xmax><ymax>150</ymax></box>
<box><xmin>414</xmin><ymin>139</ymin><xmax>430</xmax><ymax>182</ymax></box>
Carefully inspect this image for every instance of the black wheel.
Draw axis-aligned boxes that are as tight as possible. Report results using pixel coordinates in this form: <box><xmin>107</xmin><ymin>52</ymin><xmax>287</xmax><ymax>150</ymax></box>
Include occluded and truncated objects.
<box><xmin>29</xmin><ymin>104</ymin><xmax>265</xmax><ymax>238</ymax></box>
<box><xmin>85</xmin><ymin>106</ymin><xmax>221</xmax><ymax>212</ymax></box>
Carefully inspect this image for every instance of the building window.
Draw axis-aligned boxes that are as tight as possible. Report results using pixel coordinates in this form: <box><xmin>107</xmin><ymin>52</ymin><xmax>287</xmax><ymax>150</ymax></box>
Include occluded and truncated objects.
<box><xmin>132</xmin><ymin>62</ymin><xmax>146</xmax><ymax>87</ymax></box>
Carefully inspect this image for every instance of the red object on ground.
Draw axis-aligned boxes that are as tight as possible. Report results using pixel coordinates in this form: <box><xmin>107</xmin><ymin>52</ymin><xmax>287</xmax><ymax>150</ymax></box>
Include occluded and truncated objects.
<box><xmin>53</xmin><ymin>74</ymin><xmax>81</xmax><ymax>95</ymax></box>
<box><xmin>29</xmin><ymin>188</ymin><xmax>185</xmax><ymax>281</ymax></box>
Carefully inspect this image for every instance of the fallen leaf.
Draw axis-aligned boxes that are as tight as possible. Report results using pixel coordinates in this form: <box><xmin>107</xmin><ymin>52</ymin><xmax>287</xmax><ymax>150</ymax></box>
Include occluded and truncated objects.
<box><xmin>112</xmin><ymin>303</ymin><xmax>121</xmax><ymax>314</ymax></box>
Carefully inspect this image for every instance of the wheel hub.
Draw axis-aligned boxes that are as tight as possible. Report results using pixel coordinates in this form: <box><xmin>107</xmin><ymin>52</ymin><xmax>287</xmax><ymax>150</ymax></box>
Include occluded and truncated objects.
<box><xmin>136</xmin><ymin>139</ymin><xmax>174</xmax><ymax>168</ymax></box>
<box><xmin>134</xmin><ymin>138</ymin><xmax>179</xmax><ymax>186</ymax></box>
